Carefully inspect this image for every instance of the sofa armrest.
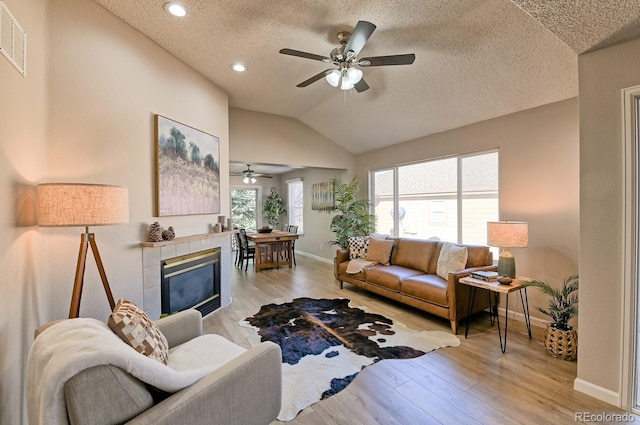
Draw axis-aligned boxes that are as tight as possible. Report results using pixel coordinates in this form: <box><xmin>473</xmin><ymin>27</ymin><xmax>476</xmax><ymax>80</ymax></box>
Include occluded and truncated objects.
<box><xmin>448</xmin><ymin>265</ymin><xmax>498</xmax><ymax>284</ymax></box>
<box><xmin>336</xmin><ymin>249</ymin><xmax>350</xmax><ymax>264</ymax></box>
<box><xmin>128</xmin><ymin>341</ymin><xmax>282</xmax><ymax>425</ymax></box>
<box><xmin>155</xmin><ymin>309</ymin><xmax>203</xmax><ymax>348</ymax></box>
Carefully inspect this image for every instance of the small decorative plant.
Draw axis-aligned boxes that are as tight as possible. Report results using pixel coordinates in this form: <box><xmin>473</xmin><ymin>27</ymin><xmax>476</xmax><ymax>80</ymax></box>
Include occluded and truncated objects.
<box><xmin>522</xmin><ymin>275</ymin><xmax>579</xmax><ymax>361</ymax></box>
<box><xmin>318</xmin><ymin>176</ymin><xmax>376</xmax><ymax>249</ymax></box>
<box><xmin>522</xmin><ymin>275</ymin><xmax>578</xmax><ymax>330</ymax></box>
<box><xmin>263</xmin><ymin>187</ymin><xmax>286</xmax><ymax>228</ymax></box>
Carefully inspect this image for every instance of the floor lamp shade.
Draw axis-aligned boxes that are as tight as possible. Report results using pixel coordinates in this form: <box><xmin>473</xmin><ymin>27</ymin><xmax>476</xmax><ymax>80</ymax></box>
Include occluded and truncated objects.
<box><xmin>37</xmin><ymin>183</ymin><xmax>129</xmax><ymax>227</ymax></box>
<box><xmin>37</xmin><ymin>183</ymin><xmax>129</xmax><ymax>318</ymax></box>
<box><xmin>487</xmin><ymin>221</ymin><xmax>528</xmax><ymax>278</ymax></box>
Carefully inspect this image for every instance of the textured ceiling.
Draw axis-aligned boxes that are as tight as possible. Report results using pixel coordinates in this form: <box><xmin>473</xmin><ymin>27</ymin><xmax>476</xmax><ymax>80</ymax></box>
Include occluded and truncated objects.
<box><xmin>92</xmin><ymin>0</ymin><xmax>640</xmax><ymax>154</ymax></box>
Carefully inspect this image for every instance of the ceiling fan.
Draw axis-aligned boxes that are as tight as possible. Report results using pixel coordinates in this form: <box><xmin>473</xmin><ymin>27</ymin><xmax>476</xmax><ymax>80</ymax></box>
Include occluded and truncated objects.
<box><xmin>279</xmin><ymin>20</ymin><xmax>415</xmax><ymax>93</ymax></box>
<box><xmin>231</xmin><ymin>164</ymin><xmax>273</xmax><ymax>184</ymax></box>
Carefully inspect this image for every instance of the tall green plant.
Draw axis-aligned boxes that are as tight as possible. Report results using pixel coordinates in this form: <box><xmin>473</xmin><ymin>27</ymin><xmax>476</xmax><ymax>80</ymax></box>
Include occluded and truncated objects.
<box><xmin>319</xmin><ymin>176</ymin><xmax>376</xmax><ymax>249</ymax></box>
<box><xmin>522</xmin><ymin>275</ymin><xmax>579</xmax><ymax>331</ymax></box>
<box><xmin>263</xmin><ymin>187</ymin><xmax>286</xmax><ymax>227</ymax></box>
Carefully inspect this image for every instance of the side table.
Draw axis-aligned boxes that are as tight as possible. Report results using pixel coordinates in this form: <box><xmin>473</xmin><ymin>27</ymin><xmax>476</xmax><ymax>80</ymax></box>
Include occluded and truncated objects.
<box><xmin>459</xmin><ymin>276</ymin><xmax>532</xmax><ymax>353</ymax></box>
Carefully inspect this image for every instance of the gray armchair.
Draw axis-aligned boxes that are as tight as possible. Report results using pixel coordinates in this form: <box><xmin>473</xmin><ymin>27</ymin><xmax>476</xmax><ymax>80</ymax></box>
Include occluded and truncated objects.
<box><xmin>33</xmin><ymin>309</ymin><xmax>282</xmax><ymax>425</ymax></box>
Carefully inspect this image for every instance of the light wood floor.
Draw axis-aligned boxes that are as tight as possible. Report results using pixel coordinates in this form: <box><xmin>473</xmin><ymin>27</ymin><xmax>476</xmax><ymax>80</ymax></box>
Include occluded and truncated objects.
<box><xmin>203</xmin><ymin>255</ymin><xmax>637</xmax><ymax>425</ymax></box>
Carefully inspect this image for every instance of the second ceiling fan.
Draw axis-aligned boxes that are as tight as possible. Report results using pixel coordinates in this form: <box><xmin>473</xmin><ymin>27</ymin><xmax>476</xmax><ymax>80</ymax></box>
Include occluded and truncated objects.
<box><xmin>279</xmin><ymin>20</ymin><xmax>415</xmax><ymax>93</ymax></box>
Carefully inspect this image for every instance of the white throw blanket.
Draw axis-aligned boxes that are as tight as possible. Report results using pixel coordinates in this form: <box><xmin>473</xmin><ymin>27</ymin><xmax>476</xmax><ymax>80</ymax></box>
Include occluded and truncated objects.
<box><xmin>27</xmin><ymin>318</ymin><xmax>241</xmax><ymax>425</ymax></box>
<box><xmin>346</xmin><ymin>258</ymin><xmax>376</xmax><ymax>274</ymax></box>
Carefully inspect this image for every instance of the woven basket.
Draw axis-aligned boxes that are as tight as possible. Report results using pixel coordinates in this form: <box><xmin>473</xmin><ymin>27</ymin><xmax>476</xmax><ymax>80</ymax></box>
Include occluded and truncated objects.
<box><xmin>544</xmin><ymin>324</ymin><xmax>577</xmax><ymax>361</ymax></box>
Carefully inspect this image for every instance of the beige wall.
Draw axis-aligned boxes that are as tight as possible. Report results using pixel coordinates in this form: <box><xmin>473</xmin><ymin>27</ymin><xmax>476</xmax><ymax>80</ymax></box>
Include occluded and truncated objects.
<box><xmin>229</xmin><ymin>107</ymin><xmax>355</xmax><ymax>170</ymax></box>
<box><xmin>578</xmin><ymin>36</ymin><xmax>640</xmax><ymax>401</ymax></box>
<box><xmin>1</xmin><ymin>1</ymin><xmax>230</xmax><ymax>423</ymax></box>
<box><xmin>356</xmin><ymin>98</ymin><xmax>581</xmax><ymax>326</ymax></box>
<box><xmin>0</xmin><ymin>2</ymin><xmax>49</xmax><ymax>423</ymax></box>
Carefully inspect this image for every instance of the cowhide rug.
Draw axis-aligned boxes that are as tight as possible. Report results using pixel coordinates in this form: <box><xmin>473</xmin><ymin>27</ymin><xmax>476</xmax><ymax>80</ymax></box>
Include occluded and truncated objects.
<box><xmin>239</xmin><ymin>297</ymin><xmax>460</xmax><ymax>421</ymax></box>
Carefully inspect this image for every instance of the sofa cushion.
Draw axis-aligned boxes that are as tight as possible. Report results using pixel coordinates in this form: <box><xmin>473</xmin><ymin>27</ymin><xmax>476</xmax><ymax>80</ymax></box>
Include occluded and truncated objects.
<box><xmin>108</xmin><ymin>298</ymin><xmax>169</xmax><ymax>365</ymax></box>
<box><xmin>348</xmin><ymin>236</ymin><xmax>369</xmax><ymax>259</ymax></box>
<box><xmin>337</xmin><ymin>260</ymin><xmax>366</xmax><ymax>280</ymax></box>
<box><xmin>365</xmin><ymin>265</ymin><xmax>424</xmax><ymax>292</ymax></box>
<box><xmin>401</xmin><ymin>274</ymin><xmax>449</xmax><ymax>307</ymax></box>
<box><xmin>436</xmin><ymin>242</ymin><xmax>468</xmax><ymax>280</ymax></box>
<box><xmin>65</xmin><ymin>365</ymin><xmax>154</xmax><ymax>425</ymax></box>
<box><xmin>390</xmin><ymin>239</ymin><xmax>439</xmax><ymax>273</ymax></box>
<box><xmin>365</xmin><ymin>238</ymin><xmax>394</xmax><ymax>265</ymax></box>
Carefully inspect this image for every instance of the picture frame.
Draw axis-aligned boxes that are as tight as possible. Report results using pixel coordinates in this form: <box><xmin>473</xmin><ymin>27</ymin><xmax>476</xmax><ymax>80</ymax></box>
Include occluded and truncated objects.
<box><xmin>154</xmin><ymin>114</ymin><xmax>220</xmax><ymax>216</ymax></box>
<box><xmin>311</xmin><ymin>181</ymin><xmax>335</xmax><ymax>210</ymax></box>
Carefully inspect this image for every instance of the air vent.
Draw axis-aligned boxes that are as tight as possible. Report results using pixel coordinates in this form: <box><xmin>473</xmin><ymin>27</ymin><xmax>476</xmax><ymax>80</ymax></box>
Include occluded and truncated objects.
<box><xmin>0</xmin><ymin>0</ymin><xmax>26</xmax><ymax>76</ymax></box>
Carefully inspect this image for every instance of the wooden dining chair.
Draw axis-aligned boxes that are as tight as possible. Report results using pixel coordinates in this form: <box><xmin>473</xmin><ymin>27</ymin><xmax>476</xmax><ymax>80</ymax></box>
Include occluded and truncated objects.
<box><xmin>288</xmin><ymin>225</ymin><xmax>298</xmax><ymax>266</ymax></box>
<box><xmin>238</xmin><ymin>229</ymin><xmax>256</xmax><ymax>271</ymax></box>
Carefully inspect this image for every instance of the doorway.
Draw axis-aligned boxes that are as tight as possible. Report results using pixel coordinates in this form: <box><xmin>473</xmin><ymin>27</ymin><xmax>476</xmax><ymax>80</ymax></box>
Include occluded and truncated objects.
<box><xmin>622</xmin><ymin>85</ymin><xmax>640</xmax><ymax>412</ymax></box>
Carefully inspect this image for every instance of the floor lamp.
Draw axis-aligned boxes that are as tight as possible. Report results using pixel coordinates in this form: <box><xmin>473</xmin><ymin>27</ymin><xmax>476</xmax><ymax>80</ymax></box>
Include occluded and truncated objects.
<box><xmin>487</xmin><ymin>221</ymin><xmax>528</xmax><ymax>279</ymax></box>
<box><xmin>37</xmin><ymin>183</ymin><xmax>129</xmax><ymax>318</ymax></box>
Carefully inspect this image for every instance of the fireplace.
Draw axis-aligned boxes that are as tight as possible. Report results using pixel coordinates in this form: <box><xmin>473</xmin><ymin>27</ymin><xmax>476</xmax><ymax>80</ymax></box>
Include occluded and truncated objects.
<box><xmin>161</xmin><ymin>248</ymin><xmax>221</xmax><ymax>316</ymax></box>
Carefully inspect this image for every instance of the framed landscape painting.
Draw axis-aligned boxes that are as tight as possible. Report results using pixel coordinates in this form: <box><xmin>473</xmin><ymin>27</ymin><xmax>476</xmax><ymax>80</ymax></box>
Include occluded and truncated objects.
<box><xmin>154</xmin><ymin>115</ymin><xmax>220</xmax><ymax>216</ymax></box>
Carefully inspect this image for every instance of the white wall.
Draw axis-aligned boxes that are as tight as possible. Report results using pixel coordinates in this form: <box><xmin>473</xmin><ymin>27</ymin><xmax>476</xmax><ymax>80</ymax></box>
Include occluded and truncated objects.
<box><xmin>356</xmin><ymin>98</ymin><xmax>580</xmax><ymax>326</ymax></box>
<box><xmin>578</xmin><ymin>35</ymin><xmax>640</xmax><ymax>403</ymax></box>
<box><xmin>229</xmin><ymin>107</ymin><xmax>355</xmax><ymax>170</ymax></box>
<box><xmin>0</xmin><ymin>1</ymin><xmax>231</xmax><ymax>423</ymax></box>
<box><xmin>0</xmin><ymin>1</ymin><xmax>49</xmax><ymax>423</ymax></box>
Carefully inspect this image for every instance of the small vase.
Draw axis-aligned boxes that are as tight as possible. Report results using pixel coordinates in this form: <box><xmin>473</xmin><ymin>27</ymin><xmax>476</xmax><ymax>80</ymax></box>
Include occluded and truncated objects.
<box><xmin>544</xmin><ymin>323</ymin><xmax>577</xmax><ymax>361</ymax></box>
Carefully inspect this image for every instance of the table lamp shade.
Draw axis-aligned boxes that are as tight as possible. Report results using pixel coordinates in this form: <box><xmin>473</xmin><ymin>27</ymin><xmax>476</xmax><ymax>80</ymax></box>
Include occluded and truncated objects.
<box><xmin>487</xmin><ymin>221</ymin><xmax>528</xmax><ymax>248</ymax></box>
<box><xmin>487</xmin><ymin>221</ymin><xmax>528</xmax><ymax>278</ymax></box>
<box><xmin>37</xmin><ymin>183</ymin><xmax>129</xmax><ymax>227</ymax></box>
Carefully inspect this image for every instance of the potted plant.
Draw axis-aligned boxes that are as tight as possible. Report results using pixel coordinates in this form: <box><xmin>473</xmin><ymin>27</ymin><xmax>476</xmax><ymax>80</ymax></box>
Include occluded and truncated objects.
<box><xmin>522</xmin><ymin>275</ymin><xmax>579</xmax><ymax>361</ymax></box>
<box><xmin>318</xmin><ymin>176</ymin><xmax>376</xmax><ymax>249</ymax></box>
<box><xmin>263</xmin><ymin>187</ymin><xmax>286</xmax><ymax>228</ymax></box>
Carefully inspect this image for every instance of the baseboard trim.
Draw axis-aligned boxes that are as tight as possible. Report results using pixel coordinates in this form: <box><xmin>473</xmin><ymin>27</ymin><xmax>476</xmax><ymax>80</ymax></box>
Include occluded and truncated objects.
<box><xmin>296</xmin><ymin>251</ymin><xmax>334</xmax><ymax>264</ymax></box>
<box><xmin>495</xmin><ymin>307</ymin><xmax>547</xmax><ymax>328</ymax></box>
<box><xmin>573</xmin><ymin>378</ymin><xmax>620</xmax><ymax>407</ymax></box>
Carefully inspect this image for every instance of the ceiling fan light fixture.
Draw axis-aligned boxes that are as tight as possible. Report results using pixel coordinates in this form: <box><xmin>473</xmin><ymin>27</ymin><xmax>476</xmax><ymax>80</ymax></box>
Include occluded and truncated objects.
<box><xmin>243</xmin><ymin>176</ymin><xmax>250</xmax><ymax>184</ymax></box>
<box><xmin>164</xmin><ymin>2</ymin><xmax>187</xmax><ymax>17</ymax></box>
<box><xmin>325</xmin><ymin>69</ymin><xmax>341</xmax><ymax>87</ymax></box>
<box><xmin>347</xmin><ymin>67</ymin><xmax>363</xmax><ymax>84</ymax></box>
<box><xmin>250</xmin><ymin>176</ymin><xmax>257</xmax><ymax>184</ymax></box>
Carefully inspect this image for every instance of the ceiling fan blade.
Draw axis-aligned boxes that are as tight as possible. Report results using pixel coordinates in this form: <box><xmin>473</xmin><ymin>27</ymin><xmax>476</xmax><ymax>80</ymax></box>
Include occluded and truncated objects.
<box><xmin>354</xmin><ymin>78</ymin><xmax>369</xmax><ymax>93</ymax></box>
<box><xmin>344</xmin><ymin>21</ymin><xmax>376</xmax><ymax>58</ymax></box>
<box><xmin>296</xmin><ymin>69</ymin><xmax>333</xmax><ymax>87</ymax></box>
<box><xmin>279</xmin><ymin>48</ymin><xmax>330</xmax><ymax>62</ymax></box>
<box><xmin>359</xmin><ymin>53</ymin><xmax>416</xmax><ymax>66</ymax></box>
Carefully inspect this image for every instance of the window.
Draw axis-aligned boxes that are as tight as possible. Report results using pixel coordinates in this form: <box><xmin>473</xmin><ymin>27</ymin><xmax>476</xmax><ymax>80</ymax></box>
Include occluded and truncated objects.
<box><xmin>287</xmin><ymin>179</ymin><xmax>304</xmax><ymax>233</ymax></box>
<box><xmin>371</xmin><ymin>151</ymin><xmax>498</xmax><ymax>245</ymax></box>
<box><xmin>230</xmin><ymin>187</ymin><xmax>260</xmax><ymax>232</ymax></box>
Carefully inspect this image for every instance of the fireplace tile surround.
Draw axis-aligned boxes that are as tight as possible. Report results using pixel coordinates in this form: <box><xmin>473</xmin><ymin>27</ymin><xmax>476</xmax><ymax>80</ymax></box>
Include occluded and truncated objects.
<box><xmin>141</xmin><ymin>231</ymin><xmax>233</xmax><ymax>319</ymax></box>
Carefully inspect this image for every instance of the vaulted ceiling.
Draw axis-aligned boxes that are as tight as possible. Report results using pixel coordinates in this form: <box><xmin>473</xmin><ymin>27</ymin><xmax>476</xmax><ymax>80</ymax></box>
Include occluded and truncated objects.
<box><xmin>93</xmin><ymin>0</ymin><xmax>640</xmax><ymax>154</ymax></box>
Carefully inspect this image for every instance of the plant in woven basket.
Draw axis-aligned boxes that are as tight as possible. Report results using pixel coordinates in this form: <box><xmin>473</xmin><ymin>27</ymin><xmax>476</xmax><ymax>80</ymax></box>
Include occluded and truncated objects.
<box><xmin>522</xmin><ymin>275</ymin><xmax>579</xmax><ymax>360</ymax></box>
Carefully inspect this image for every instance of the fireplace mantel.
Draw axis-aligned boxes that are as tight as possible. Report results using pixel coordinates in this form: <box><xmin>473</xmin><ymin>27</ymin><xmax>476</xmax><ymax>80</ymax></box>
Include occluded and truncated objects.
<box><xmin>140</xmin><ymin>230</ymin><xmax>235</xmax><ymax>248</ymax></box>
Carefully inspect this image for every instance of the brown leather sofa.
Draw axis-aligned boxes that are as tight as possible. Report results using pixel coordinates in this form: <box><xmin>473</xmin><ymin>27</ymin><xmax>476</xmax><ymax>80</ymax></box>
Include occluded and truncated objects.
<box><xmin>335</xmin><ymin>238</ymin><xmax>497</xmax><ymax>334</ymax></box>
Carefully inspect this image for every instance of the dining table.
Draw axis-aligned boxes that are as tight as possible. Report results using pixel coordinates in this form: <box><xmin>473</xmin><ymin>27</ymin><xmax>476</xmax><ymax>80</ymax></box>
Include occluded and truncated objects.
<box><xmin>245</xmin><ymin>230</ymin><xmax>299</xmax><ymax>271</ymax></box>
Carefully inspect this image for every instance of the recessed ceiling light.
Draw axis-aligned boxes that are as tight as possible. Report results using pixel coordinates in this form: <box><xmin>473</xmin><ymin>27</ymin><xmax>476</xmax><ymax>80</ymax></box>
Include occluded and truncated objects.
<box><xmin>164</xmin><ymin>3</ymin><xmax>187</xmax><ymax>17</ymax></box>
<box><xmin>231</xmin><ymin>63</ymin><xmax>247</xmax><ymax>72</ymax></box>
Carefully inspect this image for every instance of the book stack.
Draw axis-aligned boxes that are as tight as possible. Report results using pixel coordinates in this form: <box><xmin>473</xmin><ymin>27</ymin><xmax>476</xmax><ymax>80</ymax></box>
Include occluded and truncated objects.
<box><xmin>470</xmin><ymin>271</ymin><xmax>498</xmax><ymax>281</ymax></box>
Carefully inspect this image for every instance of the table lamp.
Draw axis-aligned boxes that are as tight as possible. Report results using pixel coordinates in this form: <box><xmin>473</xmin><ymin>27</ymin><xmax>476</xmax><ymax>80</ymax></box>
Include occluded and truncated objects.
<box><xmin>37</xmin><ymin>183</ymin><xmax>129</xmax><ymax>318</ymax></box>
<box><xmin>487</xmin><ymin>221</ymin><xmax>528</xmax><ymax>278</ymax></box>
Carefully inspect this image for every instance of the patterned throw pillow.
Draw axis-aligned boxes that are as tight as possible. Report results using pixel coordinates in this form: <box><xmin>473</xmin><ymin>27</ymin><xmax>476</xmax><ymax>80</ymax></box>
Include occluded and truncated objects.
<box><xmin>436</xmin><ymin>242</ymin><xmax>469</xmax><ymax>280</ymax></box>
<box><xmin>348</xmin><ymin>236</ymin><xmax>369</xmax><ymax>259</ymax></box>
<box><xmin>365</xmin><ymin>238</ymin><xmax>394</xmax><ymax>265</ymax></box>
<box><xmin>107</xmin><ymin>298</ymin><xmax>169</xmax><ymax>365</ymax></box>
